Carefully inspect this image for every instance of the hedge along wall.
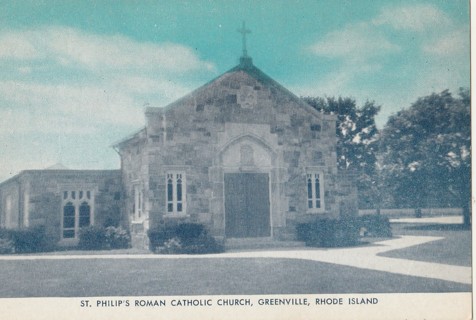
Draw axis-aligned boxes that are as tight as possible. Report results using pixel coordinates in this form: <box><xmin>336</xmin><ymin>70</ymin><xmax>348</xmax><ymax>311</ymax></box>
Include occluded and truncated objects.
<box><xmin>358</xmin><ymin>208</ymin><xmax>463</xmax><ymax>217</ymax></box>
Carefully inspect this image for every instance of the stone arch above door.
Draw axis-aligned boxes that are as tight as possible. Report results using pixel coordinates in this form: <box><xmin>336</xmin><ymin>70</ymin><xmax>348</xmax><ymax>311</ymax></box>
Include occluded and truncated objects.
<box><xmin>212</xmin><ymin>132</ymin><xmax>279</xmax><ymax>238</ymax></box>
<box><xmin>218</xmin><ymin>133</ymin><xmax>277</xmax><ymax>169</ymax></box>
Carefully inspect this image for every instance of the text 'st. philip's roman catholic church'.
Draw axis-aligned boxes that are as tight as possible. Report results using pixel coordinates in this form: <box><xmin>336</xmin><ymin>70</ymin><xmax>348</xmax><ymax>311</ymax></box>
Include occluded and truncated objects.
<box><xmin>0</xmin><ymin>24</ymin><xmax>357</xmax><ymax>250</ymax></box>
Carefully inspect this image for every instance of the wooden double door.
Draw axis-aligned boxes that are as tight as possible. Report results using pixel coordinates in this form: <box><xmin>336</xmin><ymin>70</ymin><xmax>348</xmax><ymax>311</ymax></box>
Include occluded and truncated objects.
<box><xmin>224</xmin><ymin>173</ymin><xmax>271</xmax><ymax>238</ymax></box>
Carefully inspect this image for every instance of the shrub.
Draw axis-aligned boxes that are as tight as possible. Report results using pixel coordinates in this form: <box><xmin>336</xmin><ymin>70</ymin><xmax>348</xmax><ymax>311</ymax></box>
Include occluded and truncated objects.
<box><xmin>148</xmin><ymin>223</ymin><xmax>223</xmax><ymax>254</ymax></box>
<box><xmin>105</xmin><ymin>226</ymin><xmax>130</xmax><ymax>249</ymax></box>
<box><xmin>0</xmin><ymin>228</ymin><xmax>12</xmax><ymax>254</ymax></box>
<box><xmin>296</xmin><ymin>218</ymin><xmax>360</xmax><ymax>247</ymax></box>
<box><xmin>79</xmin><ymin>226</ymin><xmax>131</xmax><ymax>250</ymax></box>
<box><xmin>180</xmin><ymin>232</ymin><xmax>224</xmax><ymax>254</ymax></box>
<box><xmin>158</xmin><ymin>237</ymin><xmax>182</xmax><ymax>254</ymax></box>
<box><xmin>0</xmin><ymin>228</ymin><xmax>11</xmax><ymax>240</ymax></box>
<box><xmin>78</xmin><ymin>226</ymin><xmax>107</xmax><ymax>250</ymax></box>
<box><xmin>147</xmin><ymin>226</ymin><xmax>176</xmax><ymax>250</ymax></box>
<box><xmin>173</xmin><ymin>223</ymin><xmax>205</xmax><ymax>246</ymax></box>
<box><xmin>415</xmin><ymin>208</ymin><xmax>422</xmax><ymax>218</ymax></box>
<box><xmin>0</xmin><ymin>238</ymin><xmax>14</xmax><ymax>254</ymax></box>
<box><xmin>10</xmin><ymin>226</ymin><xmax>51</xmax><ymax>253</ymax></box>
<box><xmin>358</xmin><ymin>214</ymin><xmax>392</xmax><ymax>237</ymax></box>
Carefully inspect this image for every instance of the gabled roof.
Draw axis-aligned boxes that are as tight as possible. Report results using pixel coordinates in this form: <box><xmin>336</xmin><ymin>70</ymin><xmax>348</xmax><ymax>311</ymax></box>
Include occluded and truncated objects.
<box><xmin>226</xmin><ymin>57</ymin><xmax>323</xmax><ymax>116</ymax></box>
<box><xmin>45</xmin><ymin>163</ymin><xmax>69</xmax><ymax>170</ymax></box>
<box><xmin>0</xmin><ymin>169</ymin><xmax>121</xmax><ymax>187</ymax></box>
<box><xmin>112</xmin><ymin>127</ymin><xmax>146</xmax><ymax>150</ymax></box>
<box><xmin>146</xmin><ymin>56</ymin><xmax>331</xmax><ymax>119</ymax></box>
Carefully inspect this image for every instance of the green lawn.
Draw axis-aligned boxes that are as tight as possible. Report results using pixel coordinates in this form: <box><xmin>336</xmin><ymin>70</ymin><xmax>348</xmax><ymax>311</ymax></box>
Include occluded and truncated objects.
<box><xmin>378</xmin><ymin>223</ymin><xmax>472</xmax><ymax>267</ymax></box>
<box><xmin>0</xmin><ymin>220</ymin><xmax>470</xmax><ymax>298</ymax></box>
<box><xmin>0</xmin><ymin>257</ymin><xmax>470</xmax><ymax>298</ymax></box>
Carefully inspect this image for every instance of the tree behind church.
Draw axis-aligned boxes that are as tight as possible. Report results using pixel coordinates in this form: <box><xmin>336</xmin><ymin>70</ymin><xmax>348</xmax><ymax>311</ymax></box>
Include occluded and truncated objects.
<box><xmin>303</xmin><ymin>96</ymin><xmax>381</xmax><ymax>209</ymax></box>
<box><xmin>379</xmin><ymin>89</ymin><xmax>471</xmax><ymax>226</ymax></box>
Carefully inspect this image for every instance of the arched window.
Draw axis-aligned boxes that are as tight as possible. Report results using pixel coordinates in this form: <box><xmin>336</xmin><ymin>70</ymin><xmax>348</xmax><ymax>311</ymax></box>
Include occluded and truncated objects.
<box><xmin>306</xmin><ymin>172</ymin><xmax>324</xmax><ymax>212</ymax></box>
<box><xmin>167</xmin><ymin>174</ymin><xmax>174</xmax><ymax>213</ymax></box>
<box><xmin>61</xmin><ymin>190</ymin><xmax>94</xmax><ymax>240</ymax></box>
<box><xmin>132</xmin><ymin>184</ymin><xmax>143</xmax><ymax>221</ymax></box>
<box><xmin>4</xmin><ymin>195</ymin><xmax>12</xmax><ymax>228</ymax></box>
<box><xmin>166</xmin><ymin>172</ymin><xmax>186</xmax><ymax>214</ymax></box>
<box><xmin>79</xmin><ymin>201</ymin><xmax>91</xmax><ymax>228</ymax></box>
<box><xmin>63</xmin><ymin>202</ymin><xmax>75</xmax><ymax>238</ymax></box>
<box><xmin>176</xmin><ymin>175</ymin><xmax>183</xmax><ymax>212</ymax></box>
<box><xmin>307</xmin><ymin>176</ymin><xmax>313</xmax><ymax>209</ymax></box>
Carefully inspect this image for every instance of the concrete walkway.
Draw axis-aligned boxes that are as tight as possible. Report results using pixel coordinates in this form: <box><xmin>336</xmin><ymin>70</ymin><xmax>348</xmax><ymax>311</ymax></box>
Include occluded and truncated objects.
<box><xmin>222</xmin><ymin>236</ymin><xmax>472</xmax><ymax>285</ymax></box>
<box><xmin>389</xmin><ymin>216</ymin><xmax>463</xmax><ymax>224</ymax></box>
<box><xmin>0</xmin><ymin>235</ymin><xmax>471</xmax><ymax>285</ymax></box>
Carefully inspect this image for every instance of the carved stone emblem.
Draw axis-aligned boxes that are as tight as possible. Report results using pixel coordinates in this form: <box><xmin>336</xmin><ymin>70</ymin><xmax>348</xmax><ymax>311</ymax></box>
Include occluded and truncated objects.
<box><xmin>240</xmin><ymin>144</ymin><xmax>254</xmax><ymax>165</ymax></box>
<box><xmin>237</xmin><ymin>85</ymin><xmax>257</xmax><ymax>109</ymax></box>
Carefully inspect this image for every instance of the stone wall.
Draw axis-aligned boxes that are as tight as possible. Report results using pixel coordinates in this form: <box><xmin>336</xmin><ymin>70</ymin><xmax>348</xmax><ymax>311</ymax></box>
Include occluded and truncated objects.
<box><xmin>0</xmin><ymin>170</ymin><xmax>123</xmax><ymax>245</ymax></box>
<box><xmin>0</xmin><ymin>178</ymin><xmax>21</xmax><ymax>228</ymax></box>
<box><xmin>118</xmin><ymin>130</ymin><xmax>150</xmax><ymax>249</ymax></box>
<box><xmin>139</xmin><ymin>67</ymin><xmax>346</xmax><ymax>242</ymax></box>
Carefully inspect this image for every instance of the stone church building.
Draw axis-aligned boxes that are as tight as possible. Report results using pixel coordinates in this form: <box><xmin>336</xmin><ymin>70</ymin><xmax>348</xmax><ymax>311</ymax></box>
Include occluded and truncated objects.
<box><xmin>0</xmin><ymin>51</ymin><xmax>357</xmax><ymax>250</ymax></box>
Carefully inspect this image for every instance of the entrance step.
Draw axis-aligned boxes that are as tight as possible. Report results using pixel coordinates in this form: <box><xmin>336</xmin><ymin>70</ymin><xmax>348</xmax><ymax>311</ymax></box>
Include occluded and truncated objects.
<box><xmin>131</xmin><ymin>233</ymin><xmax>149</xmax><ymax>251</ymax></box>
<box><xmin>225</xmin><ymin>237</ymin><xmax>305</xmax><ymax>252</ymax></box>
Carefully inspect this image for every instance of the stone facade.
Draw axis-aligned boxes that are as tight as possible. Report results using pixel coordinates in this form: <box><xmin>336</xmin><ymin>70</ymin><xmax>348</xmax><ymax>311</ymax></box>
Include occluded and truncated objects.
<box><xmin>0</xmin><ymin>170</ymin><xmax>123</xmax><ymax>246</ymax></box>
<box><xmin>116</xmin><ymin>58</ymin><xmax>358</xmax><ymax>248</ymax></box>
<box><xmin>0</xmin><ymin>58</ymin><xmax>358</xmax><ymax>250</ymax></box>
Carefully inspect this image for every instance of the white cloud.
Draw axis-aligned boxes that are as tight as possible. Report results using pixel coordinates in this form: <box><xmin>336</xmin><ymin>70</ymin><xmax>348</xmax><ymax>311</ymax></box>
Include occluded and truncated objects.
<box><xmin>372</xmin><ymin>4</ymin><xmax>451</xmax><ymax>32</ymax></box>
<box><xmin>309</xmin><ymin>23</ymin><xmax>399</xmax><ymax>61</ymax></box>
<box><xmin>305</xmin><ymin>23</ymin><xmax>399</xmax><ymax>103</ymax></box>
<box><xmin>423</xmin><ymin>28</ymin><xmax>469</xmax><ymax>56</ymax></box>
<box><xmin>0</xmin><ymin>33</ymin><xmax>38</xmax><ymax>59</ymax></box>
<box><xmin>0</xmin><ymin>26</ymin><xmax>216</xmax><ymax>73</ymax></box>
<box><xmin>109</xmin><ymin>75</ymin><xmax>191</xmax><ymax>101</ymax></box>
<box><xmin>17</xmin><ymin>66</ymin><xmax>32</xmax><ymax>74</ymax></box>
<box><xmin>0</xmin><ymin>26</ymin><xmax>215</xmax><ymax>138</ymax></box>
<box><xmin>0</xmin><ymin>108</ymin><xmax>95</xmax><ymax>135</ymax></box>
<box><xmin>301</xmin><ymin>2</ymin><xmax>469</xmax><ymax>129</ymax></box>
<box><xmin>0</xmin><ymin>26</ymin><xmax>217</xmax><ymax>182</ymax></box>
<box><xmin>0</xmin><ymin>80</ymin><xmax>144</xmax><ymax>135</ymax></box>
<box><xmin>292</xmin><ymin>61</ymin><xmax>381</xmax><ymax>98</ymax></box>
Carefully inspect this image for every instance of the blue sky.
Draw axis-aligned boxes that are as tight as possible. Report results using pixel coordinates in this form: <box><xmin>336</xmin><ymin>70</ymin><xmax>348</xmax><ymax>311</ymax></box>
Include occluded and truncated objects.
<box><xmin>0</xmin><ymin>0</ymin><xmax>470</xmax><ymax>181</ymax></box>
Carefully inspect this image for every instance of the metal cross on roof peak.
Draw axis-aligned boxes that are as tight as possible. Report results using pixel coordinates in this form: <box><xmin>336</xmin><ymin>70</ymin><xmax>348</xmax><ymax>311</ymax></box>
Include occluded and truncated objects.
<box><xmin>237</xmin><ymin>21</ymin><xmax>251</xmax><ymax>57</ymax></box>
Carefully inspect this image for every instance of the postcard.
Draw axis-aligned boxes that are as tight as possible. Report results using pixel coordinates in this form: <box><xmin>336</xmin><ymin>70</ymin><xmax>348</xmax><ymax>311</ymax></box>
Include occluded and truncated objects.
<box><xmin>0</xmin><ymin>1</ymin><xmax>471</xmax><ymax>319</ymax></box>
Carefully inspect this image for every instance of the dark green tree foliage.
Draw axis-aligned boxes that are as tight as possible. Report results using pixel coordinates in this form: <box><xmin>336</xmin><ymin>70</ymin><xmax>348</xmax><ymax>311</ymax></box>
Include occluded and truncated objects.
<box><xmin>380</xmin><ymin>89</ymin><xmax>471</xmax><ymax>225</ymax></box>
<box><xmin>303</xmin><ymin>97</ymin><xmax>381</xmax><ymax>208</ymax></box>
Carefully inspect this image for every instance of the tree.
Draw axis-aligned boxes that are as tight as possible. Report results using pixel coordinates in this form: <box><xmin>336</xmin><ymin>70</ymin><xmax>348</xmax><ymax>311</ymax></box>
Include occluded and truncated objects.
<box><xmin>303</xmin><ymin>96</ymin><xmax>381</xmax><ymax>208</ymax></box>
<box><xmin>379</xmin><ymin>89</ymin><xmax>471</xmax><ymax>226</ymax></box>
